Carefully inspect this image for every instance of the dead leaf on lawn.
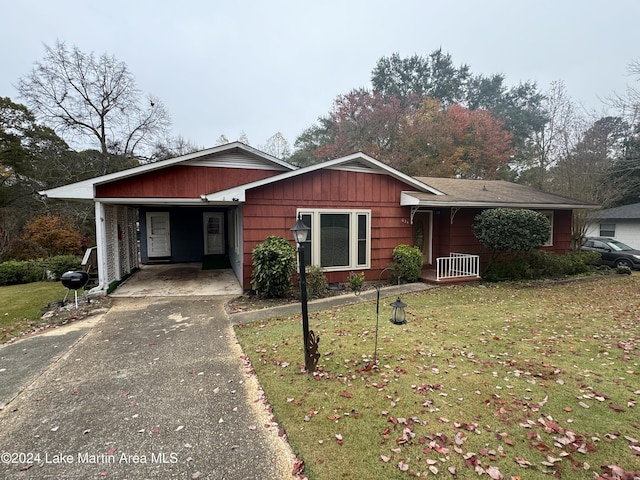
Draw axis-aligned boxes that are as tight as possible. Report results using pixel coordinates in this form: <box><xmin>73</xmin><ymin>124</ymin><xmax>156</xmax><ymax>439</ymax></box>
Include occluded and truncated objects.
<box><xmin>608</xmin><ymin>402</ymin><xmax>626</xmax><ymax>412</ymax></box>
<box><xmin>292</xmin><ymin>460</ymin><xmax>304</xmax><ymax>475</ymax></box>
<box><xmin>486</xmin><ymin>465</ymin><xmax>503</xmax><ymax>479</ymax></box>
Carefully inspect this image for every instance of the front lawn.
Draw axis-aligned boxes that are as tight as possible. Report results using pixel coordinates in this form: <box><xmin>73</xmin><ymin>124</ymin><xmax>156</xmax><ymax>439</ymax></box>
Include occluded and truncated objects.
<box><xmin>0</xmin><ymin>281</ymin><xmax>67</xmax><ymax>343</ymax></box>
<box><xmin>235</xmin><ymin>276</ymin><xmax>640</xmax><ymax>479</ymax></box>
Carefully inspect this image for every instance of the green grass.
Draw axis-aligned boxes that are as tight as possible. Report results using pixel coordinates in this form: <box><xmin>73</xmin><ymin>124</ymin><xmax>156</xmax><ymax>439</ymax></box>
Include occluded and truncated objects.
<box><xmin>0</xmin><ymin>281</ymin><xmax>67</xmax><ymax>343</ymax></box>
<box><xmin>235</xmin><ymin>275</ymin><xmax>640</xmax><ymax>479</ymax></box>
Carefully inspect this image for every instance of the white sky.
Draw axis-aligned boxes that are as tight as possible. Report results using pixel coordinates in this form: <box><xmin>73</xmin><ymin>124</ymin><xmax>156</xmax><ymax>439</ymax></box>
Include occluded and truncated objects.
<box><xmin>3</xmin><ymin>0</ymin><xmax>639</xmax><ymax>151</ymax></box>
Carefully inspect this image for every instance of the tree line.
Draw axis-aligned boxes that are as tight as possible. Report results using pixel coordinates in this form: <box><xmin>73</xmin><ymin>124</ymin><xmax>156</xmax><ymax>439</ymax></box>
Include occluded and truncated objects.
<box><xmin>1</xmin><ymin>42</ymin><xmax>639</xmax><ymax>262</ymax></box>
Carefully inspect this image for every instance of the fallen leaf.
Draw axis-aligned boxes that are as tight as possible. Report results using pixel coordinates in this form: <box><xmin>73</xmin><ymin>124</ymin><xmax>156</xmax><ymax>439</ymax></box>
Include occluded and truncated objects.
<box><xmin>398</xmin><ymin>461</ymin><xmax>409</xmax><ymax>471</ymax></box>
<box><xmin>608</xmin><ymin>402</ymin><xmax>626</xmax><ymax>412</ymax></box>
<box><xmin>379</xmin><ymin>455</ymin><xmax>390</xmax><ymax>463</ymax></box>
<box><xmin>292</xmin><ymin>460</ymin><xmax>304</xmax><ymax>475</ymax></box>
<box><xmin>486</xmin><ymin>465</ymin><xmax>503</xmax><ymax>479</ymax></box>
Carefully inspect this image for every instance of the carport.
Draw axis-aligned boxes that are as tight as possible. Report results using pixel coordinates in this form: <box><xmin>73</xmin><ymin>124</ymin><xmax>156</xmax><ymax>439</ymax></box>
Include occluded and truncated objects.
<box><xmin>109</xmin><ymin>262</ymin><xmax>242</xmax><ymax>298</ymax></box>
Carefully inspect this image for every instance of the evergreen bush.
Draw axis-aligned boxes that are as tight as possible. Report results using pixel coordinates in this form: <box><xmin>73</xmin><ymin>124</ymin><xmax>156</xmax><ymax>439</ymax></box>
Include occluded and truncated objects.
<box><xmin>347</xmin><ymin>271</ymin><xmax>365</xmax><ymax>292</ymax></box>
<box><xmin>0</xmin><ymin>260</ymin><xmax>42</xmax><ymax>286</ymax></box>
<box><xmin>305</xmin><ymin>264</ymin><xmax>327</xmax><ymax>299</ymax></box>
<box><xmin>251</xmin><ymin>236</ymin><xmax>296</xmax><ymax>298</ymax></box>
<box><xmin>392</xmin><ymin>244</ymin><xmax>423</xmax><ymax>282</ymax></box>
<box><xmin>43</xmin><ymin>255</ymin><xmax>82</xmax><ymax>279</ymax></box>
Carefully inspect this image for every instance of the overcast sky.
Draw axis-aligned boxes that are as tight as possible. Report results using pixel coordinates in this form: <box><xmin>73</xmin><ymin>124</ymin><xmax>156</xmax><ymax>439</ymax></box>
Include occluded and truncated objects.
<box><xmin>3</xmin><ymin>0</ymin><xmax>639</xmax><ymax>152</ymax></box>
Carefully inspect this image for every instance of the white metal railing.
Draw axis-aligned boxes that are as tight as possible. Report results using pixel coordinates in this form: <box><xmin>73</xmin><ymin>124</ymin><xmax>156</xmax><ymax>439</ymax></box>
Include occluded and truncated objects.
<box><xmin>436</xmin><ymin>253</ymin><xmax>480</xmax><ymax>281</ymax></box>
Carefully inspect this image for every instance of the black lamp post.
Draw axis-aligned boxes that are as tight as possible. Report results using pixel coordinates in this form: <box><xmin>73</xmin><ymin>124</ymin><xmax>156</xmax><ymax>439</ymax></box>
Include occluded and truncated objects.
<box><xmin>291</xmin><ymin>214</ymin><xmax>320</xmax><ymax>373</ymax></box>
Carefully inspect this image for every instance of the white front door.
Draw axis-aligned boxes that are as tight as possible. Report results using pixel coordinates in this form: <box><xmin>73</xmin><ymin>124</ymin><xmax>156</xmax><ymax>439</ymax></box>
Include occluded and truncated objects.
<box><xmin>147</xmin><ymin>212</ymin><xmax>171</xmax><ymax>257</ymax></box>
<box><xmin>204</xmin><ymin>212</ymin><xmax>225</xmax><ymax>255</ymax></box>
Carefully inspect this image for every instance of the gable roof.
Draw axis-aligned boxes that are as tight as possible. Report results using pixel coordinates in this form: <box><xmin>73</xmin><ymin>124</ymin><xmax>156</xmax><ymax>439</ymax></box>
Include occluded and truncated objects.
<box><xmin>401</xmin><ymin>177</ymin><xmax>600</xmax><ymax>209</ymax></box>
<box><xmin>203</xmin><ymin>152</ymin><xmax>443</xmax><ymax>202</ymax></box>
<box><xmin>588</xmin><ymin>202</ymin><xmax>640</xmax><ymax>220</ymax></box>
<box><xmin>40</xmin><ymin>142</ymin><xmax>296</xmax><ymax>200</ymax></box>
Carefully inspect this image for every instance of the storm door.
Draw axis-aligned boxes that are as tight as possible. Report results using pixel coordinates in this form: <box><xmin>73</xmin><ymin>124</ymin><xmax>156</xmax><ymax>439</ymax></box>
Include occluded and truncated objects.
<box><xmin>146</xmin><ymin>212</ymin><xmax>171</xmax><ymax>257</ymax></box>
<box><xmin>412</xmin><ymin>211</ymin><xmax>432</xmax><ymax>265</ymax></box>
<box><xmin>204</xmin><ymin>212</ymin><xmax>225</xmax><ymax>255</ymax></box>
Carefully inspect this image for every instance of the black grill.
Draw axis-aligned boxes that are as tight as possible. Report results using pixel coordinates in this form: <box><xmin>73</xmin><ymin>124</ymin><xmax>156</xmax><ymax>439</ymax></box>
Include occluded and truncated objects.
<box><xmin>61</xmin><ymin>271</ymin><xmax>89</xmax><ymax>290</ymax></box>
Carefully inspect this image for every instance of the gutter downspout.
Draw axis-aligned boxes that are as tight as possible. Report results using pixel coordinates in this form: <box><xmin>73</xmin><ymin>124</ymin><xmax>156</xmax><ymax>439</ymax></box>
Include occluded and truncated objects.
<box><xmin>89</xmin><ymin>200</ymin><xmax>109</xmax><ymax>295</ymax></box>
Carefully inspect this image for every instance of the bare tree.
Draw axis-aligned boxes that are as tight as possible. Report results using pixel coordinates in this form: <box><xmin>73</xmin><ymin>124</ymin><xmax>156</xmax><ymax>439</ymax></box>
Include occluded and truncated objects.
<box><xmin>17</xmin><ymin>41</ymin><xmax>170</xmax><ymax>161</ymax></box>
<box><xmin>215</xmin><ymin>134</ymin><xmax>229</xmax><ymax>146</ymax></box>
<box><xmin>526</xmin><ymin>80</ymin><xmax>583</xmax><ymax>189</ymax></box>
<box><xmin>260</xmin><ymin>132</ymin><xmax>291</xmax><ymax>159</ymax></box>
<box><xmin>609</xmin><ymin>59</ymin><xmax>640</xmax><ymax>125</ymax></box>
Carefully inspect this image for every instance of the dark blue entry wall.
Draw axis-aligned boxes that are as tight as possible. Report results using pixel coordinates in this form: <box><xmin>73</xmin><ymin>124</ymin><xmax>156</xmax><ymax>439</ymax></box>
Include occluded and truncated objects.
<box><xmin>139</xmin><ymin>206</ymin><xmax>227</xmax><ymax>263</ymax></box>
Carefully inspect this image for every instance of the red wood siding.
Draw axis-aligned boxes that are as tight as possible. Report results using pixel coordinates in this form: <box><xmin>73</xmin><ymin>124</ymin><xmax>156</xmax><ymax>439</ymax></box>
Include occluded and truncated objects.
<box><xmin>241</xmin><ymin>169</ymin><xmax>413</xmax><ymax>289</ymax></box>
<box><xmin>96</xmin><ymin>166</ymin><xmax>281</xmax><ymax>198</ymax></box>
<box><xmin>432</xmin><ymin>207</ymin><xmax>575</xmax><ymax>271</ymax></box>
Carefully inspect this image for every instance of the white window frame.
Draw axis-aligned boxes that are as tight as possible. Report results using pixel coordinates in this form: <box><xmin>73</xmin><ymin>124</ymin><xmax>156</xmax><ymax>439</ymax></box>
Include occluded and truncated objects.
<box><xmin>599</xmin><ymin>223</ymin><xmax>616</xmax><ymax>237</ymax></box>
<box><xmin>297</xmin><ymin>209</ymin><xmax>371</xmax><ymax>271</ymax></box>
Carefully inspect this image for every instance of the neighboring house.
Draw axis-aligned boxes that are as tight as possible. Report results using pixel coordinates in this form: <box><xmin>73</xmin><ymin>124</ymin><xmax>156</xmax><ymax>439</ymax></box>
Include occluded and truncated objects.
<box><xmin>41</xmin><ymin>142</ymin><xmax>599</xmax><ymax>293</ymax></box>
<box><xmin>585</xmin><ymin>203</ymin><xmax>640</xmax><ymax>249</ymax></box>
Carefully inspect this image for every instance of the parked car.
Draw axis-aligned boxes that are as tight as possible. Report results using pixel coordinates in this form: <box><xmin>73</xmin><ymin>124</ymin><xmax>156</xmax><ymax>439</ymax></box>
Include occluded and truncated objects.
<box><xmin>581</xmin><ymin>237</ymin><xmax>640</xmax><ymax>269</ymax></box>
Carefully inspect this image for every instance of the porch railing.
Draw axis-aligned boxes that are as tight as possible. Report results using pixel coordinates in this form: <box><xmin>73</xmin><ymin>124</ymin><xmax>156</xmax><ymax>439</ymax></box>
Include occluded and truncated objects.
<box><xmin>436</xmin><ymin>253</ymin><xmax>480</xmax><ymax>281</ymax></box>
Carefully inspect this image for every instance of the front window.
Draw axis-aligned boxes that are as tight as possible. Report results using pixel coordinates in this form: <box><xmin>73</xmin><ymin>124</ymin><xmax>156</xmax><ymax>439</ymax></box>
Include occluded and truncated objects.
<box><xmin>297</xmin><ymin>209</ymin><xmax>371</xmax><ymax>271</ymax></box>
<box><xmin>599</xmin><ymin>223</ymin><xmax>616</xmax><ymax>237</ymax></box>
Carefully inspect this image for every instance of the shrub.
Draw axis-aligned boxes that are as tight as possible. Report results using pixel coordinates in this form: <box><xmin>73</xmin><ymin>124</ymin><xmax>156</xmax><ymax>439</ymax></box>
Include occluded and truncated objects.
<box><xmin>18</xmin><ymin>215</ymin><xmax>84</xmax><ymax>259</ymax></box>
<box><xmin>305</xmin><ymin>265</ymin><xmax>327</xmax><ymax>299</ymax></box>
<box><xmin>43</xmin><ymin>255</ymin><xmax>82</xmax><ymax>279</ymax></box>
<box><xmin>0</xmin><ymin>260</ymin><xmax>42</xmax><ymax>286</ymax></box>
<box><xmin>483</xmin><ymin>250</ymin><xmax>600</xmax><ymax>282</ymax></box>
<box><xmin>251</xmin><ymin>236</ymin><xmax>296</xmax><ymax>298</ymax></box>
<box><xmin>392</xmin><ymin>244</ymin><xmax>423</xmax><ymax>282</ymax></box>
<box><xmin>616</xmin><ymin>265</ymin><xmax>632</xmax><ymax>275</ymax></box>
<box><xmin>482</xmin><ymin>258</ymin><xmax>529</xmax><ymax>282</ymax></box>
<box><xmin>472</xmin><ymin>208</ymin><xmax>551</xmax><ymax>264</ymax></box>
<box><xmin>347</xmin><ymin>271</ymin><xmax>365</xmax><ymax>292</ymax></box>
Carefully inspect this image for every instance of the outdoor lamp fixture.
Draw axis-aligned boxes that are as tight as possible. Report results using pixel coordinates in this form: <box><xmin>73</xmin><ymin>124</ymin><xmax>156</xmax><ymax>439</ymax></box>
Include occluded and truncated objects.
<box><xmin>291</xmin><ymin>214</ymin><xmax>320</xmax><ymax>373</ymax></box>
<box><xmin>389</xmin><ymin>297</ymin><xmax>407</xmax><ymax>325</ymax></box>
<box><xmin>371</xmin><ymin>268</ymin><xmax>408</xmax><ymax>365</ymax></box>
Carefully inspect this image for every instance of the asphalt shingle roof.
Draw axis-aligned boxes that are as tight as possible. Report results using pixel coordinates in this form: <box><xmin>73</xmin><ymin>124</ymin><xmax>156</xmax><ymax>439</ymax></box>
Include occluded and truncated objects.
<box><xmin>588</xmin><ymin>202</ymin><xmax>640</xmax><ymax>219</ymax></box>
<box><xmin>405</xmin><ymin>177</ymin><xmax>600</xmax><ymax>209</ymax></box>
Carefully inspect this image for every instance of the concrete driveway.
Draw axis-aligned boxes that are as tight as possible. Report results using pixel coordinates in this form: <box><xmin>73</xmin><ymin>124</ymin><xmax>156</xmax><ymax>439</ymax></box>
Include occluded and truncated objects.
<box><xmin>109</xmin><ymin>263</ymin><xmax>243</xmax><ymax>298</ymax></box>
<box><xmin>0</xmin><ymin>291</ymin><xmax>295</xmax><ymax>479</ymax></box>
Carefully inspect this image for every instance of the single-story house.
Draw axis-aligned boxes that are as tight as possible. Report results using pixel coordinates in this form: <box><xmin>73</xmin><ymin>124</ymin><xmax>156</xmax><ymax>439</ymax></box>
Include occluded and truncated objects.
<box><xmin>585</xmin><ymin>202</ymin><xmax>640</xmax><ymax>249</ymax></box>
<box><xmin>41</xmin><ymin>142</ymin><xmax>599</xmax><ymax>293</ymax></box>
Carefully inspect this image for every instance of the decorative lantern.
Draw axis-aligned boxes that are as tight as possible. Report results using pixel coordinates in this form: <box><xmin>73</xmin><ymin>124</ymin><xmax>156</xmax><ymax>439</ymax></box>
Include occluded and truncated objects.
<box><xmin>389</xmin><ymin>297</ymin><xmax>407</xmax><ymax>325</ymax></box>
<box><xmin>290</xmin><ymin>214</ymin><xmax>310</xmax><ymax>245</ymax></box>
